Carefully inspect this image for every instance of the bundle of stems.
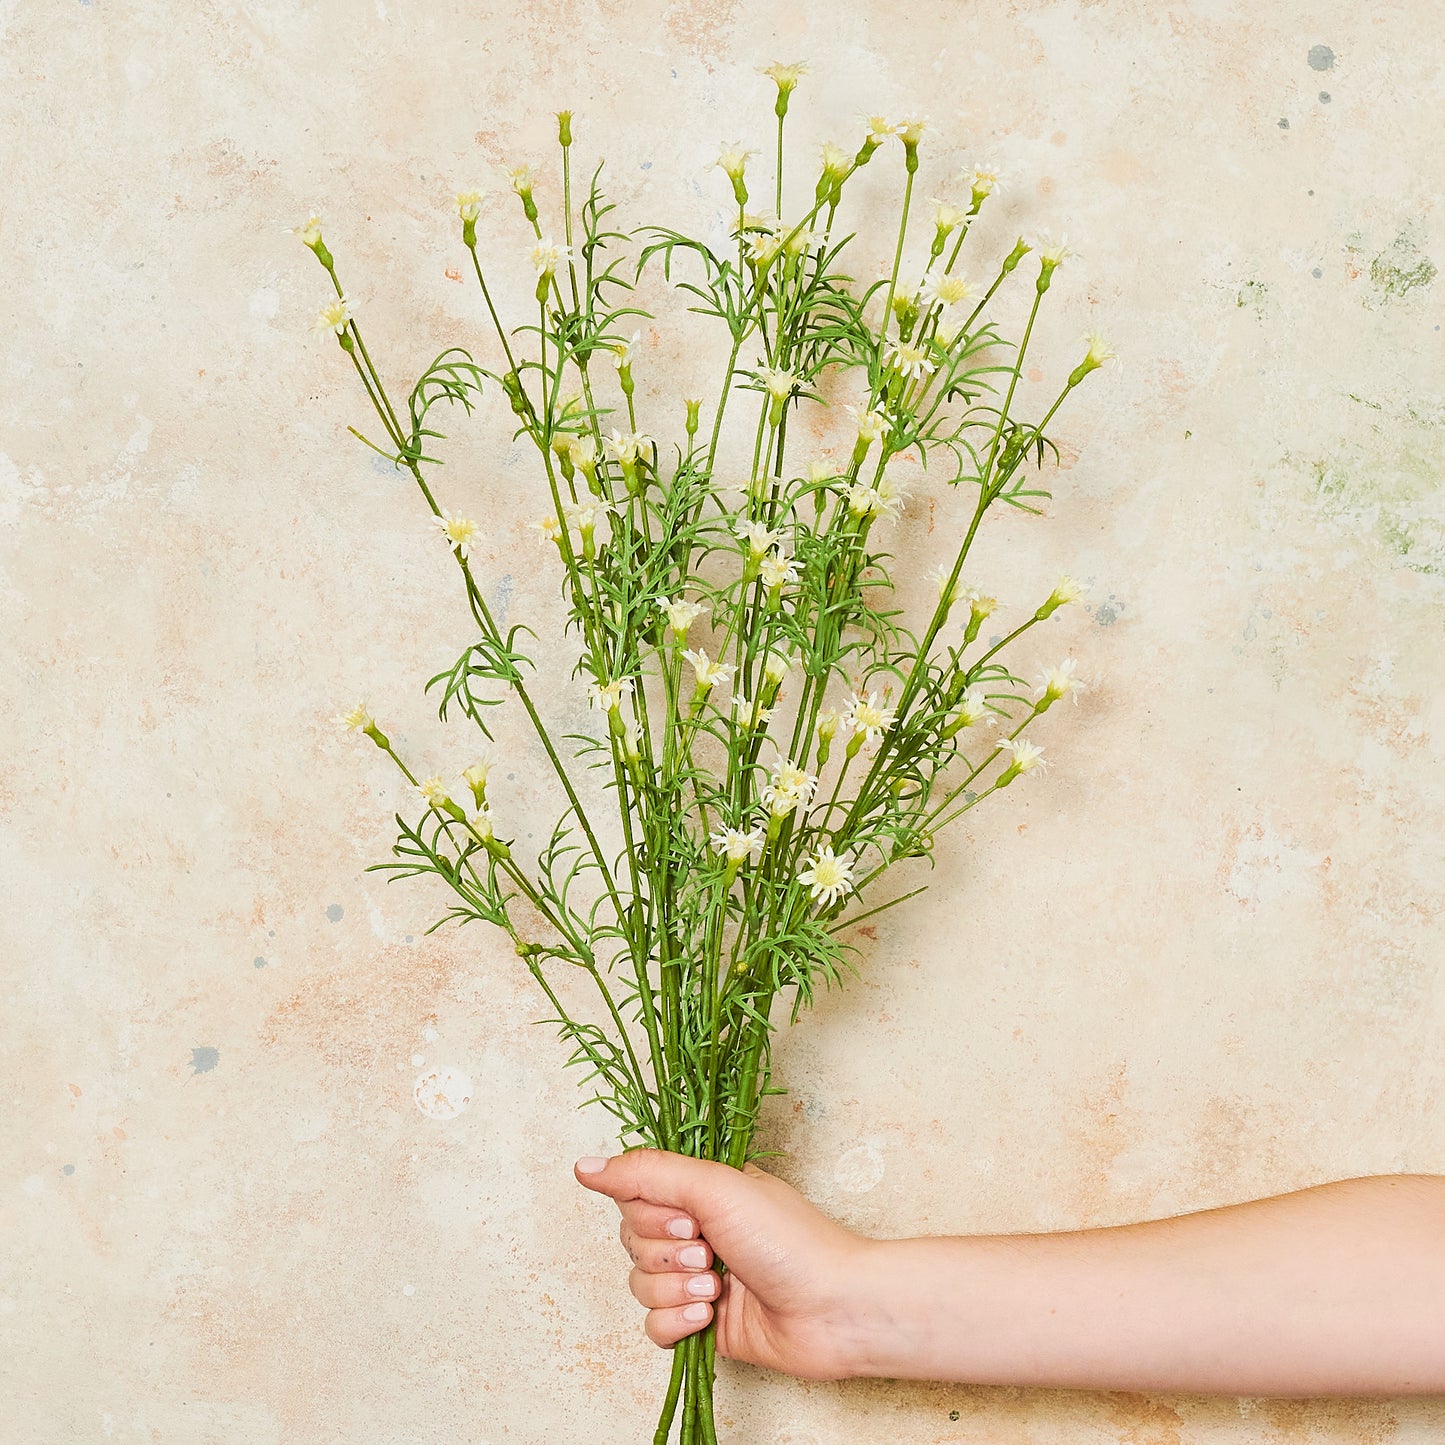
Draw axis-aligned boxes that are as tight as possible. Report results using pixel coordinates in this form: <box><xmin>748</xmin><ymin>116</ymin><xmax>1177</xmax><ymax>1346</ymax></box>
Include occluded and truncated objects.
<box><xmin>298</xmin><ymin>62</ymin><xmax>1110</xmax><ymax>1443</ymax></box>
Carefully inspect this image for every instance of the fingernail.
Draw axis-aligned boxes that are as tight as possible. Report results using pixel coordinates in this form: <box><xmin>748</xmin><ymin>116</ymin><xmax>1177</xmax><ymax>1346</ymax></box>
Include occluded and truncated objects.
<box><xmin>682</xmin><ymin>1301</ymin><xmax>710</xmax><ymax>1322</ymax></box>
<box><xmin>575</xmin><ymin>1156</ymin><xmax>608</xmax><ymax>1174</ymax></box>
<box><xmin>685</xmin><ymin>1273</ymin><xmax>715</xmax><ymax>1297</ymax></box>
<box><xmin>678</xmin><ymin>1245</ymin><xmax>707</xmax><ymax>1269</ymax></box>
<box><xmin>666</xmin><ymin>1217</ymin><xmax>693</xmax><ymax>1238</ymax></box>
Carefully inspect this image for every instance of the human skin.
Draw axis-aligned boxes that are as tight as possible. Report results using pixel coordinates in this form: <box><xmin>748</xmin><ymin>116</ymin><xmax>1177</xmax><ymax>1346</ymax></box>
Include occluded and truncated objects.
<box><xmin>574</xmin><ymin>1151</ymin><xmax>1445</xmax><ymax>1396</ymax></box>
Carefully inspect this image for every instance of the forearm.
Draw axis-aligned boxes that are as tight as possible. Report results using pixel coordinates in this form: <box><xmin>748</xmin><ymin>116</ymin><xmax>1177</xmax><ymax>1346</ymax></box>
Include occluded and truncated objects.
<box><xmin>847</xmin><ymin>1174</ymin><xmax>1445</xmax><ymax>1396</ymax></box>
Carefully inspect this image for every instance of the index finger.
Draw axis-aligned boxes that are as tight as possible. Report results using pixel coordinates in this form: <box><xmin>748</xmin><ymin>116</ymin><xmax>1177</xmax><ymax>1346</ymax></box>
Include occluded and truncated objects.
<box><xmin>620</xmin><ymin>1199</ymin><xmax>700</xmax><ymax>1241</ymax></box>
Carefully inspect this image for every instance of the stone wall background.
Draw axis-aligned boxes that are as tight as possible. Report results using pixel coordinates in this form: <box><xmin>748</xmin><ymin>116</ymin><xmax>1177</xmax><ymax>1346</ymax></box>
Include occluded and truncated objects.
<box><xmin>3</xmin><ymin>0</ymin><xmax>1443</xmax><ymax>1440</ymax></box>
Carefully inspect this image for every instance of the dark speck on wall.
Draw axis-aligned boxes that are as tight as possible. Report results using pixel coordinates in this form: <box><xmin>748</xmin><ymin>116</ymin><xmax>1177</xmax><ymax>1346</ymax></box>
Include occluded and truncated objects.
<box><xmin>1278</xmin><ymin>118</ymin><xmax>1289</xmax><ymax>129</ymax></box>
<box><xmin>1308</xmin><ymin>44</ymin><xmax>1335</xmax><ymax>71</ymax></box>
<box><xmin>1319</xmin><ymin>91</ymin><xmax>1331</xmax><ymax>103</ymax></box>
<box><xmin>326</xmin><ymin>903</ymin><xmax>344</xmax><ymax>922</ymax></box>
<box><xmin>63</xmin><ymin>1164</ymin><xmax>75</xmax><ymax>1176</ymax></box>
<box><xmin>254</xmin><ymin>955</ymin><xmax>267</xmax><ymax>968</ymax></box>
<box><xmin>1312</xmin><ymin>267</ymin><xmax>1323</xmax><ymax>278</ymax></box>
<box><xmin>190</xmin><ymin>1046</ymin><xmax>220</xmax><ymax>1075</ymax></box>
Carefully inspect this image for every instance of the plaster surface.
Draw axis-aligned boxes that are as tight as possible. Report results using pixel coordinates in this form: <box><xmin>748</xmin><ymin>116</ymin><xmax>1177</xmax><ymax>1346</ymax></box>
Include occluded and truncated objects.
<box><xmin>2</xmin><ymin>1</ymin><xmax>1443</xmax><ymax>1440</ymax></box>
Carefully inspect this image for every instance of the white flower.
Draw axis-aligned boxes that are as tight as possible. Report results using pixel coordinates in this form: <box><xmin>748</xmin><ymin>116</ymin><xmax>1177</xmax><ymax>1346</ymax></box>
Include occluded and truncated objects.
<box><xmin>745</xmin><ymin>228</ymin><xmax>783</xmax><ymax>267</ymax></box>
<box><xmin>464</xmin><ymin>808</ymin><xmax>494</xmax><ymax>844</ymax></box>
<box><xmin>535</xmin><ymin>513</ymin><xmax>563</xmax><ymax>544</ymax></box>
<box><xmin>967</xmin><ymin>163</ymin><xmax>1001</xmax><ymax>199</ymax></box>
<box><xmin>805</xmin><ymin>459</ymin><xmax>841</xmax><ymax>486</ymax></box>
<box><xmin>1037</xmin><ymin>657</ymin><xmax>1085</xmax><ymax>704</ymax></box>
<box><xmin>876</xmin><ymin>471</ymin><xmax>910</xmax><ymax>522</ymax></box>
<box><xmin>710</xmin><ymin>824</ymin><xmax>766</xmax><ymax>866</ymax></box>
<box><xmin>920</xmin><ymin>269</ymin><xmax>978</xmax><ymax>310</ymax></box>
<box><xmin>962</xmin><ymin>586</ymin><xmax>998</xmax><ymax>621</ymax></box>
<box><xmin>863</xmin><ymin>115</ymin><xmax>896</xmax><ymax>142</ymax></box>
<box><xmin>762</xmin><ymin>652</ymin><xmax>791</xmax><ymax>686</ymax></box>
<box><xmin>845</xmin><ymin>403</ymin><xmax>892</xmax><ymax>445</ymax></box>
<box><xmin>608</xmin><ymin>330</ymin><xmax>640</xmax><ymax>369</ymax></box>
<box><xmin>930</xmin><ymin>564</ymin><xmax>961</xmax><ymax>604</ymax></box>
<box><xmin>681</xmin><ymin>648</ymin><xmax>733</xmax><ymax>691</ymax></box>
<box><xmin>734</xmin><ymin>517</ymin><xmax>782</xmax><ymax>558</ymax></box>
<box><xmin>604</xmin><ymin>429</ymin><xmax>653</xmax><ymax>465</ymax></box>
<box><xmin>461</xmin><ymin>755</ymin><xmax>493</xmax><ymax>799</ymax></box>
<box><xmin>759</xmin><ymin>60</ymin><xmax>809</xmax><ymax>92</ymax></box>
<box><xmin>820</xmin><ymin>142</ymin><xmax>851</xmax><ymax>180</ymax></box>
<box><xmin>455</xmin><ymin>190</ymin><xmax>484</xmax><ymax>222</ymax></box>
<box><xmin>844</xmin><ymin>689</ymin><xmax>897</xmax><ymax>743</ymax></box>
<box><xmin>929</xmin><ymin>198</ymin><xmax>968</xmax><ymax>232</ymax></box>
<box><xmin>715</xmin><ymin>142</ymin><xmax>757</xmax><ymax>180</ymax></box>
<box><xmin>797</xmin><ymin>845</ymin><xmax>854</xmax><ymax>907</ymax></box>
<box><xmin>658</xmin><ymin>596</ymin><xmax>708</xmax><ymax>636</ymax></box>
<box><xmin>563</xmin><ymin>498</ymin><xmax>612</xmax><ymax>536</ymax></box>
<box><xmin>780</xmin><ymin>222</ymin><xmax>819</xmax><ymax>257</ymax></box>
<box><xmin>847</xmin><ymin>474</ymin><xmax>907</xmax><ymax>523</ymax></box>
<box><xmin>338</xmin><ymin>702</ymin><xmax>375</xmax><ymax>732</ymax></box>
<box><xmin>883</xmin><ymin>341</ymin><xmax>935</xmax><ymax>381</ymax></box>
<box><xmin>1086</xmin><ymin>330</ymin><xmax>1115</xmax><ymax>367</ymax></box>
<box><xmin>997</xmin><ymin>735</ymin><xmax>1047</xmax><ymax>778</ymax></box>
<box><xmin>1045</xmin><ymin>574</ymin><xmax>1088</xmax><ymax>611</ymax></box>
<box><xmin>313</xmin><ymin>293</ymin><xmax>353</xmax><ymax>335</ymax></box>
<box><xmin>953</xmin><ymin>685</ymin><xmax>994</xmax><ymax>729</ymax></box>
<box><xmin>731</xmin><ymin>691</ymin><xmax>771</xmax><ymax>729</ymax></box>
<box><xmin>756</xmin><ymin>364</ymin><xmax>803</xmax><ymax>402</ymax></box>
<box><xmin>529</xmin><ymin>236</ymin><xmax>572</xmax><ymax>279</ymax></box>
<box><xmin>568</xmin><ymin>433</ymin><xmax>599</xmax><ymax>472</ymax></box>
<box><xmin>587</xmin><ymin>677</ymin><xmax>633</xmax><ymax>713</ymax></box>
<box><xmin>846</xmin><ymin>481</ymin><xmax>886</xmax><ymax>519</ymax></box>
<box><xmin>895</xmin><ymin>117</ymin><xmax>927</xmax><ymax>146</ymax></box>
<box><xmin>290</xmin><ymin>214</ymin><xmax>324</xmax><ymax>247</ymax></box>
<box><xmin>418</xmin><ymin>775</ymin><xmax>452</xmax><ymax>811</ymax></box>
<box><xmin>760</xmin><ymin>758</ymin><xmax>817</xmax><ymax>817</ymax></box>
<box><xmin>434</xmin><ymin>509</ymin><xmax>482</xmax><ymax>558</ymax></box>
<box><xmin>507</xmin><ymin>164</ymin><xmax>534</xmax><ymax>194</ymax></box>
<box><xmin>759</xmin><ymin>547</ymin><xmax>799</xmax><ymax>591</ymax></box>
<box><xmin>1033</xmin><ymin>230</ymin><xmax>1073</xmax><ymax>267</ymax></box>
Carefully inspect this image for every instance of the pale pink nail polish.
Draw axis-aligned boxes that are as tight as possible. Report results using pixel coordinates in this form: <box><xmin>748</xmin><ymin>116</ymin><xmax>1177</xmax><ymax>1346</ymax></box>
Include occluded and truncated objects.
<box><xmin>678</xmin><ymin>1244</ymin><xmax>707</xmax><ymax>1269</ymax></box>
<box><xmin>682</xmin><ymin>1302</ymin><xmax>710</xmax><ymax>1322</ymax></box>
<box><xmin>575</xmin><ymin>1156</ymin><xmax>608</xmax><ymax>1174</ymax></box>
<box><xmin>666</xmin><ymin>1217</ymin><xmax>693</xmax><ymax>1238</ymax></box>
<box><xmin>685</xmin><ymin>1274</ymin><xmax>715</xmax><ymax>1297</ymax></box>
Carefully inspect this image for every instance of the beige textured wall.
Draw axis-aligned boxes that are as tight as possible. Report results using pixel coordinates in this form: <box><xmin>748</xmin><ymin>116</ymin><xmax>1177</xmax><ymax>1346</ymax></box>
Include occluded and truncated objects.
<box><xmin>4</xmin><ymin>0</ymin><xmax>1443</xmax><ymax>1439</ymax></box>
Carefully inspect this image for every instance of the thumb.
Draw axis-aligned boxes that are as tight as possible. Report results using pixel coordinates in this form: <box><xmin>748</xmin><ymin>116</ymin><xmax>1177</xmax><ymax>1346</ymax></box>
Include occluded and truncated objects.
<box><xmin>573</xmin><ymin>1148</ymin><xmax>748</xmax><ymax>1221</ymax></box>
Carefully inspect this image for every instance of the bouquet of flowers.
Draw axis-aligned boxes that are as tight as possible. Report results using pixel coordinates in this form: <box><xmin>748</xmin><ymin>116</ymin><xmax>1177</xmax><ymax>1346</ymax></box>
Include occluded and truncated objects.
<box><xmin>298</xmin><ymin>61</ymin><xmax>1109</xmax><ymax>1443</ymax></box>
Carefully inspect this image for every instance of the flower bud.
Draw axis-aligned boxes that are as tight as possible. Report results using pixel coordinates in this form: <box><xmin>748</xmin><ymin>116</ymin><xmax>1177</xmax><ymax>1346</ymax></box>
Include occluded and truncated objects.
<box><xmin>555</xmin><ymin>110</ymin><xmax>573</xmax><ymax>147</ymax></box>
<box><xmin>814</xmin><ymin>708</ymin><xmax>840</xmax><ymax>767</ymax></box>
<box><xmin>684</xmin><ymin>397</ymin><xmax>702</xmax><ymax>439</ymax></box>
<box><xmin>508</xmin><ymin>165</ymin><xmax>539</xmax><ymax>224</ymax></box>
<box><xmin>1035</xmin><ymin>575</ymin><xmax>1086</xmax><ymax>620</ymax></box>
<box><xmin>1067</xmin><ymin>332</ymin><xmax>1115</xmax><ymax>388</ymax></box>
<box><xmin>1001</xmin><ymin>236</ymin><xmax>1032</xmax><ymax>275</ymax></box>
<box><xmin>290</xmin><ymin>213</ymin><xmax>334</xmax><ymax>271</ymax></box>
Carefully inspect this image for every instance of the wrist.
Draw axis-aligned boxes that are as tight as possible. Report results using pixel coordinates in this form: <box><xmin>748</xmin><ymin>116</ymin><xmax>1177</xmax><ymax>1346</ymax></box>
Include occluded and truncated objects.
<box><xmin>833</xmin><ymin>1234</ymin><xmax>955</xmax><ymax>1381</ymax></box>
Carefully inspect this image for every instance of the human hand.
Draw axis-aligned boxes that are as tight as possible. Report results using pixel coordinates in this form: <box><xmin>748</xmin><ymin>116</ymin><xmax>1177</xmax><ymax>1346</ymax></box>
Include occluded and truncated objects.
<box><xmin>574</xmin><ymin>1148</ymin><xmax>879</xmax><ymax>1381</ymax></box>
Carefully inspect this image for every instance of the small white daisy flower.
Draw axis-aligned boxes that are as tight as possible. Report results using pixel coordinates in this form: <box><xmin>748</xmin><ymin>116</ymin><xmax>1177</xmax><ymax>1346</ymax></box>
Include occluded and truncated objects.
<box><xmin>710</xmin><ymin>824</ymin><xmax>766</xmax><ymax>866</ymax></box>
<box><xmin>797</xmin><ymin>845</ymin><xmax>854</xmax><ymax>907</ymax></box>
<box><xmin>844</xmin><ymin>689</ymin><xmax>897</xmax><ymax>744</ymax></box>
<box><xmin>434</xmin><ymin>510</ymin><xmax>482</xmax><ymax>559</ymax></box>
<box><xmin>586</xmin><ymin>677</ymin><xmax>633</xmax><ymax>714</ymax></box>
<box><xmin>313</xmin><ymin>294</ymin><xmax>353</xmax><ymax>335</ymax></box>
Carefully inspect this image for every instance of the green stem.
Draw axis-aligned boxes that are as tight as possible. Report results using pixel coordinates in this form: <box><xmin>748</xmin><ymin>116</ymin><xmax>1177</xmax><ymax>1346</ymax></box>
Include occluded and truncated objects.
<box><xmin>654</xmin><ymin>1346</ymin><xmax>686</xmax><ymax>1444</ymax></box>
